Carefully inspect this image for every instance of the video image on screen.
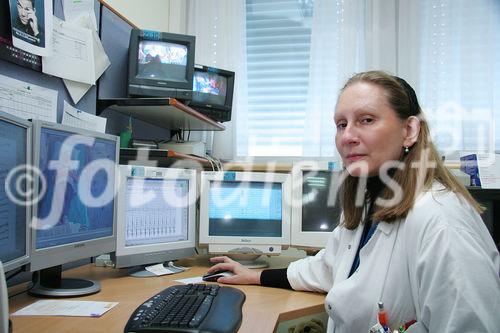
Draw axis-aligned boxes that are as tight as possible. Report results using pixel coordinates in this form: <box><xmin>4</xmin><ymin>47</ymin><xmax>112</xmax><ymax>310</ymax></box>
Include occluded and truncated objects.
<box><xmin>35</xmin><ymin>128</ymin><xmax>116</xmax><ymax>250</ymax></box>
<box><xmin>136</xmin><ymin>40</ymin><xmax>188</xmax><ymax>82</ymax></box>
<box><xmin>125</xmin><ymin>178</ymin><xmax>189</xmax><ymax>247</ymax></box>
<box><xmin>301</xmin><ymin>171</ymin><xmax>341</xmax><ymax>232</ymax></box>
<box><xmin>208</xmin><ymin>181</ymin><xmax>282</xmax><ymax>237</ymax></box>
<box><xmin>0</xmin><ymin>119</ymin><xmax>27</xmax><ymax>269</ymax></box>
<box><xmin>193</xmin><ymin>71</ymin><xmax>227</xmax><ymax>106</ymax></box>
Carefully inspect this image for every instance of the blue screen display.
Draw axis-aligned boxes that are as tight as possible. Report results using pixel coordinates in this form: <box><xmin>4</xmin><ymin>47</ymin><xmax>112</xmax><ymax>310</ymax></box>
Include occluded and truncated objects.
<box><xmin>35</xmin><ymin>128</ymin><xmax>116</xmax><ymax>249</ymax></box>
<box><xmin>208</xmin><ymin>181</ymin><xmax>282</xmax><ymax>237</ymax></box>
<box><xmin>0</xmin><ymin>119</ymin><xmax>27</xmax><ymax>268</ymax></box>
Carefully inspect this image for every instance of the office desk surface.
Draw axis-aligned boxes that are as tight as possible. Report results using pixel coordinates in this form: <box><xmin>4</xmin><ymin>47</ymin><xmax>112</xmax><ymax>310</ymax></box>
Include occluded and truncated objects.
<box><xmin>9</xmin><ymin>258</ymin><xmax>326</xmax><ymax>333</ymax></box>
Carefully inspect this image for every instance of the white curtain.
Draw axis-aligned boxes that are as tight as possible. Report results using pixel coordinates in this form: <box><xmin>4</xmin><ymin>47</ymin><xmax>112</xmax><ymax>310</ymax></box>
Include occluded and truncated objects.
<box><xmin>169</xmin><ymin>0</ymin><xmax>247</xmax><ymax>161</ymax></box>
<box><xmin>303</xmin><ymin>0</ymin><xmax>368</xmax><ymax>157</ymax></box>
<box><xmin>398</xmin><ymin>0</ymin><xmax>500</xmax><ymax>158</ymax></box>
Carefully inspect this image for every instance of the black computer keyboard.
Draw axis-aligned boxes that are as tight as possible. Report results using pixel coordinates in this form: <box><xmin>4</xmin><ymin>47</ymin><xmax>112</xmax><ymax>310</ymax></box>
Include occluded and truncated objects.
<box><xmin>124</xmin><ymin>283</ymin><xmax>245</xmax><ymax>333</ymax></box>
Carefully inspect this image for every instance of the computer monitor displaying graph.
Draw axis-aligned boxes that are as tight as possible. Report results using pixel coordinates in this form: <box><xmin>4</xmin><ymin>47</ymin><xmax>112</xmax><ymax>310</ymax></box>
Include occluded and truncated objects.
<box><xmin>199</xmin><ymin>171</ymin><xmax>291</xmax><ymax>268</ymax></box>
<box><xmin>0</xmin><ymin>111</ymin><xmax>31</xmax><ymax>273</ymax></box>
<box><xmin>113</xmin><ymin>165</ymin><xmax>197</xmax><ymax>277</ymax></box>
<box><xmin>291</xmin><ymin>161</ymin><xmax>343</xmax><ymax>249</ymax></box>
<box><xmin>30</xmin><ymin>121</ymin><xmax>119</xmax><ymax>297</ymax></box>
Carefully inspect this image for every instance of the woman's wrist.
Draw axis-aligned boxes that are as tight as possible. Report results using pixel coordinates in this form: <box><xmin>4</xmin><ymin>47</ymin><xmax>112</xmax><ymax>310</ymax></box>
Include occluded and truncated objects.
<box><xmin>253</xmin><ymin>270</ymin><xmax>262</xmax><ymax>285</ymax></box>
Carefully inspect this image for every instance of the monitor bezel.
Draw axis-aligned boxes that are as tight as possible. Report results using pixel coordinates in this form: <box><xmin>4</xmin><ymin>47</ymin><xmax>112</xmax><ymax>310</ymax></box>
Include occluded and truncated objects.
<box><xmin>190</xmin><ymin>64</ymin><xmax>235</xmax><ymax>113</ymax></box>
<box><xmin>0</xmin><ymin>111</ymin><xmax>31</xmax><ymax>273</ymax></box>
<box><xmin>114</xmin><ymin>165</ymin><xmax>197</xmax><ymax>268</ymax></box>
<box><xmin>127</xmin><ymin>29</ymin><xmax>196</xmax><ymax>93</ymax></box>
<box><xmin>199</xmin><ymin>171</ymin><xmax>292</xmax><ymax>247</ymax></box>
<box><xmin>290</xmin><ymin>161</ymin><xmax>343</xmax><ymax>249</ymax></box>
<box><xmin>29</xmin><ymin>121</ymin><xmax>119</xmax><ymax>272</ymax></box>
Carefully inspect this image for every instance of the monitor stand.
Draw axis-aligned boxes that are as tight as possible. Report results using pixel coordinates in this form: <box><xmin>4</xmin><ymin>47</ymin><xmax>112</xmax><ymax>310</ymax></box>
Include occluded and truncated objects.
<box><xmin>29</xmin><ymin>265</ymin><xmax>100</xmax><ymax>297</ymax></box>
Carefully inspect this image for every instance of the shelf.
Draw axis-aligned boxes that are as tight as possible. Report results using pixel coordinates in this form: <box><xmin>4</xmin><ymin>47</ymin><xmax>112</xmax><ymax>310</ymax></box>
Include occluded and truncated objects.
<box><xmin>97</xmin><ymin>98</ymin><xmax>225</xmax><ymax>131</ymax></box>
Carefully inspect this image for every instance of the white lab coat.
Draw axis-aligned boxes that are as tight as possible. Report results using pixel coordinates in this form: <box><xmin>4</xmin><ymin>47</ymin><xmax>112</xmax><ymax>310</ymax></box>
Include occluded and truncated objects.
<box><xmin>287</xmin><ymin>183</ymin><xmax>500</xmax><ymax>333</ymax></box>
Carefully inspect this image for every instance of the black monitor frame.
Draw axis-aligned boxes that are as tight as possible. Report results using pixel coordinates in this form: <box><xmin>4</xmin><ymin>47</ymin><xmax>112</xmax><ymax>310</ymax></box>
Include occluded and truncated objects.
<box><xmin>127</xmin><ymin>29</ymin><xmax>195</xmax><ymax>100</ymax></box>
<box><xmin>189</xmin><ymin>64</ymin><xmax>235</xmax><ymax>123</ymax></box>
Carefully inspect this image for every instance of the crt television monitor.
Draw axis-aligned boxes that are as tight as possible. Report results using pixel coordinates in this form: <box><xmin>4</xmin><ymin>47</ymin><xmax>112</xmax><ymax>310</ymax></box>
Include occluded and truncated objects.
<box><xmin>291</xmin><ymin>161</ymin><xmax>343</xmax><ymax>249</ymax></box>
<box><xmin>128</xmin><ymin>29</ymin><xmax>196</xmax><ymax>100</ymax></box>
<box><xmin>190</xmin><ymin>64</ymin><xmax>235</xmax><ymax>123</ymax></box>
<box><xmin>113</xmin><ymin>165</ymin><xmax>197</xmax><ymax>277</ymax></box>
<box><xmin>199</xmin><ymin>171</ymin><xmax>291</xmax><ymax>268</ymax></box>
<box><xmin>30</xmin><ymin>121</ymin><xmax>119</xmax><ymax>297</ymax></box>
<box><xmin>0</xmin><ymin>111</ymin><xmax>31</xmax><ymax>273</ymax></box>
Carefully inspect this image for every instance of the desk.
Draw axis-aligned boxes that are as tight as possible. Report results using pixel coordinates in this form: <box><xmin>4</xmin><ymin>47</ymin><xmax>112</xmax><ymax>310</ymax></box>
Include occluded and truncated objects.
<box><xmin>9</xmin><ymin>257</ymin><xmax>326</xmax><ymax>333</ymax></box>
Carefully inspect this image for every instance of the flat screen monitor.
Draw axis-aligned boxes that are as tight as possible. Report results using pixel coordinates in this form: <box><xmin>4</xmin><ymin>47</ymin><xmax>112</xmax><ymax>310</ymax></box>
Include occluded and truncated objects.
<box><xmin>190</xmin><ymin>64</ymin><xmax>235</xmax><ymax>123</ymax></box>
<box><xmin>0</xmin><ymin>111</ymin><xmax>31</xmax><ymax>273</ymax></box>
<box><xmin>113</xmin><ymin>165</ymin><xmax>197</xmax><ymax>277</ymax></box>
<box><xmin>199</xmin><ymin>171</ymin><xmax>291</xmax><ymax>268</ymax></box>
<box><xmin>30</xmin><ymin>121</ymin><xmax>119</xmax><ymax>297</ymax></box>
<box><xmin>127</xmin><ymin>29</ymin><xmax>195</xmax><ymax>100</ymax></box>
<box><xmin>291</xmin><ymin>162</ymin><xmax>343</xmax><ymax>249</ymax></box>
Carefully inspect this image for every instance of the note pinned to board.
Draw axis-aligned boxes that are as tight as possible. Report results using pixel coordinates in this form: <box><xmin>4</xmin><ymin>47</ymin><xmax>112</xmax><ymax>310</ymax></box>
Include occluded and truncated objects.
<box><xmin>62</xmin><ymin>101</ymin><xmax>107</xmax><ymax>133</ymax></box>
<box><xmin>0</xmin><ymin>74</ymin><xmax>57</xmax><ymax>122</ymax></box>
<box><xmin>60</xmin><ymin>15</ymin><xmax>111</xmax><ymax>104</ymax></box>
<box><xmin>42</xmin><ymin>16</ymin><xmax>96</xmax><ymax>85</ymax></box>
<box><xmin>11</xmin><ymin>300</ymin><xmax>118</xmax><ymax>317</ymax></box>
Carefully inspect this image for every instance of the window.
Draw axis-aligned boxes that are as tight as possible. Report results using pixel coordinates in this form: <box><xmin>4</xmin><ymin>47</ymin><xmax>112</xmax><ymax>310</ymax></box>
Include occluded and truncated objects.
<box><xmin>239</xmin><ymin>0</ymin><xmax>315</xmax><ymax>157</ymax></box>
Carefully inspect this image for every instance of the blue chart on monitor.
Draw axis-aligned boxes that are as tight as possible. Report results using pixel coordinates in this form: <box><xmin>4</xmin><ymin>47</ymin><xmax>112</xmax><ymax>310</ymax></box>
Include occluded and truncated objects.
<box><xmin>208</xmin><ymin>181</ymin><xmax>282</xmax><ymax>237</ymax></box>
<box><xmin>36</xmin><ymin>128</ymin><xmax>116</xmax><ymax>249</ymax></box>
<box><xmin>125</xmin><ymin>178</ymin><xmax>189</xmax><ymax>247</ymax></box>
<box><xmin>0</xmin><ymin>120</ymin><xmax>27</xmax><ymax>265</ymax></box>
<box><xmin>136</xmin><ymin>40</ymin><xmax>187</xmax><ymax>81</ymax></box>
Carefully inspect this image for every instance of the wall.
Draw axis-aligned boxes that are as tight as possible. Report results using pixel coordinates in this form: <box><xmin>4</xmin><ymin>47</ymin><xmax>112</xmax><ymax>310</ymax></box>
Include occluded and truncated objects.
<box><xmin>103</xmin><ymin>0</ymin><xmax>170</xmax><ymax>31</ymax></box>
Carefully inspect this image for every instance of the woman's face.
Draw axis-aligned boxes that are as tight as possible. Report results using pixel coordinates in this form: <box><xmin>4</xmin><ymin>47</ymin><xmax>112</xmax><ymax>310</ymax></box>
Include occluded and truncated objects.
<box><xmin>335</xmin><ymin>82</ymin><xmax>408</xmax><ymax>177</ymax></box>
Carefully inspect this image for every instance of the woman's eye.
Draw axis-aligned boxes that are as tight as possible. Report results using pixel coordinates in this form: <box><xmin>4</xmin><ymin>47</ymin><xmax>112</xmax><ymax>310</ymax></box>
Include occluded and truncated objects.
<box><xmin>361</xmin><ymin>117</ymin><xmax>374</xmax><ymax>124</ymax></box>
<box><xmin>336</xmin><ymin>122</ymin><xmax>347</xmax><ymax>129</ymax></box>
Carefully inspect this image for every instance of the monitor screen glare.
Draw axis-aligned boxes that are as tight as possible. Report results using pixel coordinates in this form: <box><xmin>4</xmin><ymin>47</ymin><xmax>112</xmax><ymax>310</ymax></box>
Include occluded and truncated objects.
<box><xmin>193</xmin><ymin>71</ymin><xmax>227</xmax><ymax>106</ymax></box>
<box><xmin>208</xmin><ymin>181</ymin><xmax>282</xmax><ymax>237</ymax></box>
<box><xmin>301</xmin><ymin>170</ymin><xmax>341</xmax><ymax>232</ymax></box>
<box><xmin>125</xmin><ymin>178</ymin><xmax>189</xmax><ymax>248</ymax></box>
<box><xmin>0</xmin><ymin>119</ymin><xmax>27</xmax><ymax>269</ymax></box>
<box><xmin>136</xmin><ymin>40</ymin><xmax>188</xmax><ymax>82</ymax></box>
<box><xmin>35</xmin><ymin>128</ymin><xmax>116</xmax><ymax>250</ymax></box>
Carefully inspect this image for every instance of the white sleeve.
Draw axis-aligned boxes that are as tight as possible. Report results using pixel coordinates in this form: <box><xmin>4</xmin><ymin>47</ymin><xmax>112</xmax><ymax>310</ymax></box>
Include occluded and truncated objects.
<box><xmin>412</xmin><ymin>222</ymin><xmax>500</xmax><ymax>332</ymax></box>
<box><xmin>287</xmin><ymin>226</ymin><xmax>342</xmax><ymax>292</ymax></box>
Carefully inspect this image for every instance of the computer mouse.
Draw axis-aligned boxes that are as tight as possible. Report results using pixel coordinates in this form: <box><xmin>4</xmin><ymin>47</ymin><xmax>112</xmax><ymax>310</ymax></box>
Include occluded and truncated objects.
<box><xmin>202</xmin><ymin>270</ymin><xmax>234</xmax><ymax>282</ymax></box>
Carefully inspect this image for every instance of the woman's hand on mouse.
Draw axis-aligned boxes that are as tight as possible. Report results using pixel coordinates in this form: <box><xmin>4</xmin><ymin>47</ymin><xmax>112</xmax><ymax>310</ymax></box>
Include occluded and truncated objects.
<box><xmin>207</xmin><ymin>256</ymin><xmax>262</xmax><ymax>285</ymax></box>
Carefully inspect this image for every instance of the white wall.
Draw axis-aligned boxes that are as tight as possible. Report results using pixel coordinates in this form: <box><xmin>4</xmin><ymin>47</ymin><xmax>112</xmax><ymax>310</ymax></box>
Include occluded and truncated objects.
<box><xmin>103</xmin><ymin>0</ymin><xmax>170</xmax><ymax>31</ymax></box>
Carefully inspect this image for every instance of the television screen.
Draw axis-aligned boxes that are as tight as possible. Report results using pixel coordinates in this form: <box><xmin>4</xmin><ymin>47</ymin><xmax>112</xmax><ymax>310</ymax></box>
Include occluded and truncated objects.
<box><xmin>136</xmin><ymin>40</ymin><xmax>188</xmax><ymax>82</ymax></box>
<box><xmin>193</xmin><ymin>71</ymin><xmax>228</xmax><ymax>106</ymax></box>
<box><xmin>127</xmin><ymin>29</ymin><xmax>195</xmax><ymax>99</ymax></box>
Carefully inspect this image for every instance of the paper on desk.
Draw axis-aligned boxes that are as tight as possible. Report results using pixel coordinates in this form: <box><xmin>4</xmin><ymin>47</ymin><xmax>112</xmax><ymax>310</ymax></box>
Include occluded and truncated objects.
<box><xmin>12</xmin><ymin>300</ymin><xmax>118</xmax><ymax>317</ymax></box>
<box><xmin>63</xmin><ymin>0</ymin><xmax>98</xmax><ymax>31</ymax></box>
<box><xmin>175</xmin><ymin>276</ymin><xmax>204</xmax><ymax>284</ymax></box>
<box><xmin>42</xmin><ymin>17</ymin><xmax>95</xmax><ymax>85</ymax></box>
<box><xmin>62</xmin><ymin>100</ymin><xmax>106</xmax><ymax>132</ymax></box>
<box><xmin>0</xmin><ymin>74</ymin><xmax>57</xmax><ymax>122</ymax></box>
<box><xmin>145</xmin><ymin>263</ymin><xmax>180</xmax><ymax>276</ymax></box>
<box><xmin>63</xmin><ymin>18</ymin><xmax>110</xmax><ymax>104</ymax></box>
